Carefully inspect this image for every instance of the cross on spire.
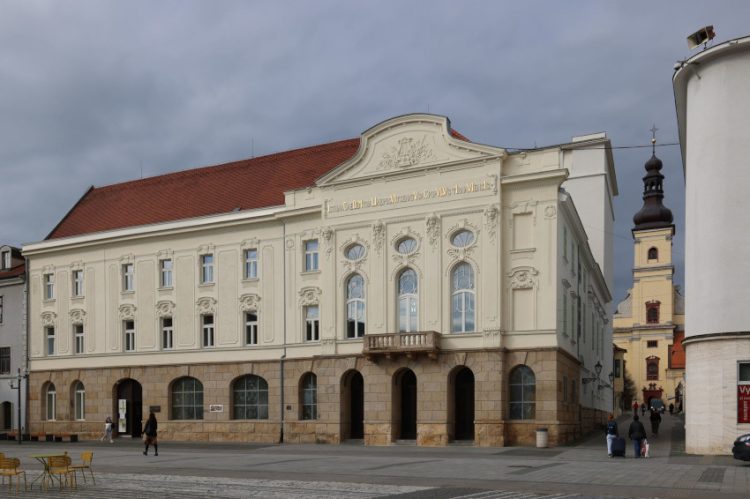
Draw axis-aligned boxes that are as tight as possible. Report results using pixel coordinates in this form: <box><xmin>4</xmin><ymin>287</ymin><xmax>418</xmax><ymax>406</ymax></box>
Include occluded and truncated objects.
<box><xmin>650</xmin><ymin>124</ymin><xmax>658</xmax><ymax>154</ymax></box>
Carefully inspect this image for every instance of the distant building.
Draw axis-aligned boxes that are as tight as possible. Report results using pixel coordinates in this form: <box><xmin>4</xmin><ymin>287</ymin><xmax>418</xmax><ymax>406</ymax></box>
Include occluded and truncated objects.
<box><xmin>0</xmin><ymin>244</ymin><xmax>27</xmax><ymax>433</ymax></box>
<box><xmin>22</xmin><ymin>114</ymin><xmax>616</xmax><ymax>446</ymax></box>
<box><xmin>673</xmin><ymin>35</ymin><xmax>750</xmax><ymax>453</ymax></box>
<box><xmin>613</xmin><ymin>152</ymin><xmax>684</xmax><ymax>413</ymax></box>
<box><xmin>612</xmin><ymin>344</ymin><xmax>627</xmax><ymax>415</ymax></box>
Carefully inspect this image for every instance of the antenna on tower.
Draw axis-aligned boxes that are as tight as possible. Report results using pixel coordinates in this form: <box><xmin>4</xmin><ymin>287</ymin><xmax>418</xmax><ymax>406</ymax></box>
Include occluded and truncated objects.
<box><xmin>650</xmin><ymin>124</ymin><xmax>658</xmax><ymax>155</ymax></box>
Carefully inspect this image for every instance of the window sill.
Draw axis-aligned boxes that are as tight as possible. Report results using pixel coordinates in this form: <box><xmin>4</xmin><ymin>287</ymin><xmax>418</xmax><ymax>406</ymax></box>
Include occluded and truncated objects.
<box><xmin>71</xmin><ymin>295</ymin><xmax>84</xmax><ymax>301</ymax></box>
<box><xmin>43</xmin><ymin>299</ymin><xmax>56</xmax><ymax>304</ymax></box>
<box><xmin>120</xmin><ymin>290</ymin><xmax>135</xmax><ymax>296</ymax></box>
<box><xmin>198</xmin><ymin>282</ymin><xmax>215</xmax><ymax>288</ymax></box>
<box><xmin>301</xmin><ymin>270</ymin><xmax>321</xmax><ymax>276</ymax></box>
<box><xmin>158</xmin><ymin>286</ymin><xmax>174</xmax><ymax>291</ymax></box>
<box><xmin>242</xmin><ymin>277</ymin><xmax>260</xmax><ymax>283</ymax></box>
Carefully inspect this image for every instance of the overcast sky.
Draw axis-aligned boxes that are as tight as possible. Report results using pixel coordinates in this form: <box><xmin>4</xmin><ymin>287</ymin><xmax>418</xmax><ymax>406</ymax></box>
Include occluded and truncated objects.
<box><xmin>1</xmin><ymin>1</ymin><xmax>747</xmax><ymax>302</ymax></box>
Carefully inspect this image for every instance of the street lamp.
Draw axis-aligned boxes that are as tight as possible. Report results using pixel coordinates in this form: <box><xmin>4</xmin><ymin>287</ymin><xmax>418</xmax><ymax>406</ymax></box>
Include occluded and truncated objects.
<box><xmin>581</xmin><ymin>361</ymin><xmax>603</xmax><ymax>385</ymax></box>
<box><xmin>8</xmin><ymin>367</ymin><xmax>28</xmax><ymax>445</ymax></box>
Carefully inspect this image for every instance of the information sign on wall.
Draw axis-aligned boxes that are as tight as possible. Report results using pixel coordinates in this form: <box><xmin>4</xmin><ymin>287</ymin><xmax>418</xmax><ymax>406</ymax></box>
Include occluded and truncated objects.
<box><xmin>739</xmin><ymin>385</ymin><xmax>750</xmax><ymax>423</ymax></box>
<box><xmin>118</xmin><ymin>398</ymin><xmax>127</xmax><ymax>433</ymax></box>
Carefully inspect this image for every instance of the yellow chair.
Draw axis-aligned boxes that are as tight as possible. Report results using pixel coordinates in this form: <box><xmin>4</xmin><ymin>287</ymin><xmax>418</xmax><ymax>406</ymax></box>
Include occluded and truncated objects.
<box><xmin>48</xmin><ymin>454</ymin><xmax>75</xmax><ymax>490</ymax></box>
<box><xmin>0</xmin><ymin>457</ymin><xmax>27</xmax><ymax>494</ymax></box>
<box><xmin>70</xmin><ymin>451</ymin><xmax>95</xmax><ymax>484</ymax></box>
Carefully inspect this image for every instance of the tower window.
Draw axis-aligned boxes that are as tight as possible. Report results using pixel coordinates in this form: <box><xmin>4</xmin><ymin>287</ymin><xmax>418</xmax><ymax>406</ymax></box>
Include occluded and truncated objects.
<box><xmin>648</xmin><ymin>247</ymin><xmax>658</xmax><ymax>260</ymax></box>
<box><xmin>646</xmin><ymin>301</ymin><xmax>660</xmax><ymax>324</ymax></box>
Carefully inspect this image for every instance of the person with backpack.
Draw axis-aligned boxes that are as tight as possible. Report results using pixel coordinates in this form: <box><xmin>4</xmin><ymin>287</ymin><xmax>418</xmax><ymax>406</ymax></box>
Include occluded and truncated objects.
<box><xmin>628</xmin><ymin>414</ymin><xmax>647</xmax><ymax>458</ymax></box>
<box><xmin>649</xmin><ymin>407</ymin><xmax>662</xmax><ymax>436</ymax></box>
<box><xmin>605</xmin><ymin>413</ymin><xmax>620</xmax><ymax>457</ymax></box>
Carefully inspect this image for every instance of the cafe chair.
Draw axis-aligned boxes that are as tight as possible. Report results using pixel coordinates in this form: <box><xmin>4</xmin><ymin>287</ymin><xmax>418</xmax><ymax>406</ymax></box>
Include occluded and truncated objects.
<box><xmin>0</xmin><ymin>457</ymin><xmax>27</xmax><ymax>494</ymax></box>
<box><xmin>48</xmin><ymin>454</ymin><xmax>76</xmax><ymax>490</ymax></box>
<box><xmin>70</xmin><ymin>451</ymin><xmax>95</xmax><ymax>484</ymax></box>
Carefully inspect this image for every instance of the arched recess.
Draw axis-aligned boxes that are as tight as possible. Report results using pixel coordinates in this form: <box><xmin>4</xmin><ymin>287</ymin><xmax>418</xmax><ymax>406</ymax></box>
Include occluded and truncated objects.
<box><xmin>340</xmin><ymin>370</ymin><xmax>364</xmax><ymax>440</ymax></box>
<box><xmin>448</xmin><ymin>366</ymin><xmax>475</xmax><ymax>441</ymax></box>
<box><xmin>114</xmin><ymin>378</ymin><xmax>143</xmax><ymax>437</ymax></box>
<box><xmin>299</xmin><ymin>372</ymin><xmax>317</xmax><ymax>421</ymax></box>
<box><xmin>392</xmin><ymin>368</ymin><xmax>417</xmax><ymax>440</ymax></box>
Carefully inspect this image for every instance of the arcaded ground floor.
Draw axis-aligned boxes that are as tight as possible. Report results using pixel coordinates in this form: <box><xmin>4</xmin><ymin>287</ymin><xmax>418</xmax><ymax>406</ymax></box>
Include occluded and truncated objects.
<box><xmin>27</xmin><ymin>348</ymin><xmax>608</xmax><ymax>447</ymax></box>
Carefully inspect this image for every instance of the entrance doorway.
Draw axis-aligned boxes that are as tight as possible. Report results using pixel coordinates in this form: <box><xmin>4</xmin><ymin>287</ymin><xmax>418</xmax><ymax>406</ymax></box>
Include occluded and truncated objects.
<box><xmin>115</xmin><ymin>379</ymin><xmax>143</xmax><ymax>438</ymax></box>
<box><xmin>1</xmin><ymin>401</ymin><xmax>11</xmax><ymax>430</ymax></box>
<box><xmin>453</xmin><ymin>367</ymin><xmax>475</xmax><ymax>441</ymax></box>
<box><xmin>397</xmin><ymin>369</ymin><xmax>417</xmax><ymax>439</ymax></box>
<box><xmin>341</xmin><ymin>370</ymin><xmax>364</xmax><ymax>440</ymax></box>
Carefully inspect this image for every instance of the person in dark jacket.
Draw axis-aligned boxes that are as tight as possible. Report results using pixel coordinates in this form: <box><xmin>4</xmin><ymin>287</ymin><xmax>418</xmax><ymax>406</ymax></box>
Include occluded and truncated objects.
<box><xmin>649</xmin><ymin>408</ymin><xmax>662</xmax><ymax>435</ymax></box>
<box><xmin>628</xmin><ymin>414</ymin><xmax>647</xmax><ymax>458</ymax></box>
<box><xmin>605</xmin><ymin>413</ymin><xmax>619</xmax><ymax>457</ymax></box>
<box><xmin>143</xmin><ymin>412</ymin><xmax>158</xmax><ymax>456</ymax></box>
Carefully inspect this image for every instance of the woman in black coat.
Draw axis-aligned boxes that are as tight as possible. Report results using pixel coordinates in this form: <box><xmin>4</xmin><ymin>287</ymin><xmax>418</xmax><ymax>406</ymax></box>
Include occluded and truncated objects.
<box><xmin>628</xmin><ymin>414</ymin><xmax>647</xmax><ymax>458</ymax></box>
<box><xmin>143</xmin><ymin>412</ymin><xmax>158</xmax><ymax>456</ymax></box>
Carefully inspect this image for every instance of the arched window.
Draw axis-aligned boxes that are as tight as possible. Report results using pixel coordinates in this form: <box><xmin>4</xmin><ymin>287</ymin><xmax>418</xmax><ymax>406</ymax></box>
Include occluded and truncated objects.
<box><xmin>73</xmin><ymin>381</ymin><xmax>85</xmax><ymax>420</ymax></box>
<box><xmin>509</xmin><ymin>365</ymin><xmax>536</xmax><ymax>420</ymax></box>
<box><xmin>398</xmin><ymin>269</ymin><xmax>419</xmax><ymax>332</ymax></box>
<box><xmin>346</xmin><ymin>274</ymin><xmax>366</xmax><ymax>338</ymax></box>
<box><xmin>233</xmin><ymin>375</ymin><xmax>268</xmax><ymax>420</ymax></box>
<box><xmin>646</xmin><ymin>357</ymin><xmax>660</xmax><ymax>380</ymax></box>
<box><xmin>646</xmin><ymin>301</ymin><xmax>660</xmax><ymax>324</ymax></box>
<box><xmin>451</xmin><ymin>262</ymin><xmax>475</xmax><ymax>333</ymax></box>
<box><xmin>45</xmin><ymin>383</ymin><xmax>57</xmax><ymax>421</ymax></box>
<box><xmin>171</xmin><ymin>377</ymin><xmax>203</xmax><ymax>420</ymax></box>
<box><xmin>647</xmin><ymin>247</ymin><xmax>658</xmax><ymax>260</ymax></box>
<box><xmin>300</xmin><ymin>373</ymin><xmax>317</xmax><ymax>420</ymax></box>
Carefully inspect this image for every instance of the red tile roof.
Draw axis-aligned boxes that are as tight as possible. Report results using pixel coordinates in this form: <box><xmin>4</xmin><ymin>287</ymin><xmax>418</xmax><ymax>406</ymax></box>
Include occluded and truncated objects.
<box><xmin>47</xmin><ymin>138</ymin><xmax>361</xmax><ymax>240</ymax></box>
<box><xmin>0</xmin><ymin>262</ymin><xmax>25</xmax><ymax>280</ymax></box>
<box><xmin>46</xmin><ymin>128</ymin><xmax>470</xmax><ymax>241</ymax></box>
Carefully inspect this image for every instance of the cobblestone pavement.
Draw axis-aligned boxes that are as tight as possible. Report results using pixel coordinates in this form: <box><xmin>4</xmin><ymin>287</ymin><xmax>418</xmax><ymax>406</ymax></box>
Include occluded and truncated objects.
<box><xmin>1</xmin><ymin>413</ymin><xmax>747</xmax><ymax>499</ymax></box>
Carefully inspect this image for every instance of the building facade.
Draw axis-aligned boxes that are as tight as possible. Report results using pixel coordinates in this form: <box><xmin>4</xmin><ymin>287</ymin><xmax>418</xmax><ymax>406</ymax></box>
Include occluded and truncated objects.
<box><xmin>23</xmin><ymin>114</ymin><xmax>616</xmax><ymax>446</ymax></box>
<box><xmin>674</xmin><ymin>36</ymin><xmax>750</xmax><ymax>454</ymax></box>
<box><xmin>0</xmin><ymin>245</ymin><xmax>28</xmax><ymax>433</ymax></box>
<box><xmin>613</xmin><ymin>152</ymin><xmax>684</xmax><ymax>413</ymax></box>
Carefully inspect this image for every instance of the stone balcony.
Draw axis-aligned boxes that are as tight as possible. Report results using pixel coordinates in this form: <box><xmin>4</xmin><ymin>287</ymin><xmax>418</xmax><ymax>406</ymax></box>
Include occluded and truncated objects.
<box><xmin>362</xmin><ymin>331</ymin><xmax>441</xmax><ymax>361</ymax></box>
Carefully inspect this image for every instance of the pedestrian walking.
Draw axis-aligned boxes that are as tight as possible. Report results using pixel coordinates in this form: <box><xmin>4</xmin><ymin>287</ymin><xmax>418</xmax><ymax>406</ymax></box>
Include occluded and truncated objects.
<box><xmin>669</xmin><ymin>403</ymin><xmax>674</xmax><ymax>415</ymax></box>
<box><xmin>100</xmin><ymin>415</ymin><xmax>114</xmax><ymax>443</ymax></box>
<box><xmin>628</xmin><ymin>414</ymin><xmax>647</xmax><ymax>458</ymax></box>
<box><xmin>640</xmin><ymin>403</ymin><xmax>646</xmax><ymax>416</ymax></box>
<box><xmin>649</xmin><ymin>407</ymin><xmax>662</xmax><ymax>436</ymax></box>
<box><xmin>143</xmin><ymin>412</ymin><xmax>158</xmax><ymax>456</ymax></box>
<box><xmin>605</xmin><ymin>413</ymin><xmax>619</xmax><ymax>457</ymax></box>
<box><xmin>632</xmin><ymin>400</ymin><xmax>639</xmax><ymax>415</ymax></box>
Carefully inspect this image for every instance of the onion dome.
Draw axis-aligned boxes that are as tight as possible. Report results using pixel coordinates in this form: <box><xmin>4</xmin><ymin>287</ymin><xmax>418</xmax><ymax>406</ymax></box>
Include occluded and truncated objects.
<box><xmin>633</xmin><ymin>153</ymin><xmax>673</xmax><ymax>230</ymax></box>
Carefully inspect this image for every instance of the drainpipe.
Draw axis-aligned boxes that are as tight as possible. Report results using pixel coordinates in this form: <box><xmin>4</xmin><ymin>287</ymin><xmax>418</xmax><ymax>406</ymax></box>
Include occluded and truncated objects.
<box><xmin>279</xmin><ymin>221</ymin><xmax>287</xmax><ymax>443</ymax></box>
<box><xmin>24</xmin><ymin>256</ymin><xmax>30</xmax><ymax>443</ymax></box>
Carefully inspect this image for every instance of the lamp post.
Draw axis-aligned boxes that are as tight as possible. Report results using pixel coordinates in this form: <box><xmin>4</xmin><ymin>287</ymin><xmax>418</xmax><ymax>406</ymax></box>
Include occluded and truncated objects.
<box><xmin>8</xmin><ymin>367</ymin><xmax>28</xmax><ymax>444</ymax></box>
<box><xmin>608</xmin><ymin>372</ymin><xmax>615</xmax><ymax>413</ymax></box>
<box><xmin>582</xmin><ymin>361</ymin><xmax>603</xmax><ymax>385</ymax></box>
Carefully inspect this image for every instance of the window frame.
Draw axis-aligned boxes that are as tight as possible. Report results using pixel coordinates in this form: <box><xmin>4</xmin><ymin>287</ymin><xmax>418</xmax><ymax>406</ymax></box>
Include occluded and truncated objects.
<box><xmin>0</xmin><ymin>347</ymin><xmax>10</xmax><ymax>375</ymax></box>
<box><xmin>648</xmin><ymin>247</ymin><xmax>659</xmax><ymax>260</ymax></box>
<box><xmin>161</xmin><ymin>317</ymin><xmax>174</xmax><ymax>350</ymax></box>
<box><xmin>123</xmin><ymin>320</ymin><xmax>135</xmax><ymax>352</ymax></box>
<box><xmin>244</xmin><ymin>249</ymin><xmax>258</xmax><ymax>279</ymax></box>
<box><xmin>122</xmin><ymin>263</ymin><xmax>134</xmax><ymax>292</ymax></box>
<box><xmin>171</xmin><ymin>377</ymin><xmax>204</xmax><ymax>420</ymax></box>
<box><xmin>398</xmin><ymin>268</ymin><xmax>419</xmax><ymax>333</ymax></box>
<box><xmin>46</xmin><ymin>383</ymin><xmax>57</xmax><ymax>421</ymax></box>
<box><xmin>46</xmin><ymin>326</ymin><xmax>55</xmax><ymax>356</ymax></box>
<box><xmin>72</xmin><ymin>269</ymin><xmax>84</xmax><ymax>298</ymax></box>
<box><xmin>1</xmin><ymin>250</ymin><xmax>9</xmax><ymax>270</ymax></box>
<box><xmin>202</xmin><ymin>314</ymin><xmax>215</xmax><ymax>347</ymax></box>
<box><xmin>160</xmin><ymin>259</ymin><xmax>173</xmax><ymax>288</ymax></box>
<box><xmin>509</xmin><ymin>365</ymin><xmax>536</xmax><ymax>420</ymax></box>
<box><xmin>646</xmin><ymin>357</ymin><xmax>660</xmax><ymax>381</ymax></box>
<box><xmin>305</xmin><ymin>305</ymin><xmax>320</xmax><ymax>342</ymax></box>
<box><xmin>304</xmin><ymin>240</ymin><xmax>319</xmax><ymax>272</ymax></box>
<box><xmin>646</xmin><ymin>301</ymin><xmax>660</xmax><ymax>324</ymax></box>
<box><xmin>346</xmin><ymin>274</ymin><xmax>366</xmax><ymax>339</ymax></box>
<box><xmin>245</xmin><ymin>312</ymin><xmax>258</xmax><ymax>345</ymax></box>
<box><xmin>232</xmin><ymin>374</ymin><xmax>269</xmax><ymax>420</ymax></box>
<box><xmin>200</xmin><ymin>254</ymin><xmax>214</xmax><ymax>284</ymax></box>
<box><xmin>300</xmin><ymin>373</ymin><xmax>318</xmax><ymax>420</ymax></box>
<box><xmin>44</xmin><ymin>273</ymin><xmax>55</xmax><ymax>300</ymax></box>
<box><xmin>74</xmin><ymin>324</ymin><xmax>84</xmax><ymax>354</ymax></box>
<box><xmin>0</xmin><ymin>295</ymin><xmax>3</xmax><ymax>324</ymax></box>
<box><xmin>73</xmin><ymin>381</ymin><xmax>85</xmax><ymax>420</ymax></box>
<box><xmin>451</xmin><ymin>262</ymin><xmax>475</xmax><ymax>333</ymax></box>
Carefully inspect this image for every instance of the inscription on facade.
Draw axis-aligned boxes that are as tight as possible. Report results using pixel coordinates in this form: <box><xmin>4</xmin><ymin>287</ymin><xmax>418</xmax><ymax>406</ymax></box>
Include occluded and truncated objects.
<box><xmin>326</xmin><ymin>178</ymin><xmax>496</xmax><ymax>215</ymax></box>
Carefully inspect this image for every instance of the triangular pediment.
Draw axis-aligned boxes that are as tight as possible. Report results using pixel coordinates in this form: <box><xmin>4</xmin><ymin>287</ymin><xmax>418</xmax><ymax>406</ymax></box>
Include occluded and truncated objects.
<box><xmin>316</xmin><ymin>114</ymin><xmax>505</xmax><ymax>186</ymax></box>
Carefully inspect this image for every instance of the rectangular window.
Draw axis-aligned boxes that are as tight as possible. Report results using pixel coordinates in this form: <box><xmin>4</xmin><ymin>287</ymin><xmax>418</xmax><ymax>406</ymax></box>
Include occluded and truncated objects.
<box><xmin>74</xmin><ymin>388</ymin><xmax>85</xmax><ymax>420</ymax></box>
<box><xmin>46</xmin><ymin>390</ymin><xmax>56</xmax><ymax>420</ymax></box>
<box><xmin>614</xmin><ymin>359</ymin><xmax>621</xmax><ymax>378</ymax></box>
<box><xmin>122</xmin><ymin>264</ymin><xmax>134</xmax><ymax>291</ymax></box>
<box><xmin>563</xmin><ymin>226</ymin><xmax>568</xmax><ymax>259</ymax></box>
<box><xmin>74</xmin><ymin>324</ymin><xmax>84</xmax><ymax>354</ymax></box>
<box><xmin>201</xmin><ymin>254</ymin><xmax>214</xmax><ymax>284</ymax></box>
<box><xmin>46</xmin><ymin>326</ymin><xmax>55</xmax><ymax>355</ymax></box>
<box><xmin>0</xmin><ymin>295</ymin><xmax>3</xmax><ymax>324</ymax></box>
<box><xmin>0</xmin><ymin>347</ymin><xmax>9</xmax><ymax>374</ymax></box>
<box><xmin>647</xmin><ymin>340</ymin><xmax>658</xmax><ymax>348</ymax></box>
<box><xmin>124</xmin><ymin>320</ymin><xmax>135</xmax><ymax>352</ymax></box>
<box><xmin>162</xmin><ymin>317</ymin><xmax>174</xmax><ymax>350</ymax></box>
<box><xmin>563</xmin><ymin>375</ymin><xmax>568</xmax><ymax>402</ymax></box>
<box><xmin>44</xmin><ymin>273</ymin><xmax>55</xmax><ymax>300</ymax></box>
<box><xmin>305</xmin><ymin>306</ymin><xmax>319</xmax><ymax>342</ymax></box>
<box><xmin>244</xmin><ymin>249</ymin><xmax>258</xmax><ymax>279</ymax></box>
<box><xmin>72</xmin><ymin>270</ymin><xmax>84</xmax><ymax>297</ymax></box>
<box><xmin>1</xmin><ymin>250</ymin><xmax>9</xmax><ymax>269</ymax></box>
<box><xmin>160</xmin><ymin>259</ymin><xmax>173</xmax><ymax>288</ymax></box>
<box><xmin>245</xmin><ymin>312</ymin><xmax>258</xmax><ymax>345</ymax></box>
<box><xmin>739</xmin><ymin>362</ymin><xmax>750</xmax><ymax>383</ymax></box>
<box><xmin>304</xmin><ymin>240</ymin><xmax>319</xmax><ymax>272</ymax></box>
<box><xmin>202</xmin><ymin>314</ymin><xmax>215</xmax><ymax>347</ymax></box>
<box><xmin>562</xmin><ymin>294</ymin><xmax>568</xmax><ymax>336</ymax></box>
